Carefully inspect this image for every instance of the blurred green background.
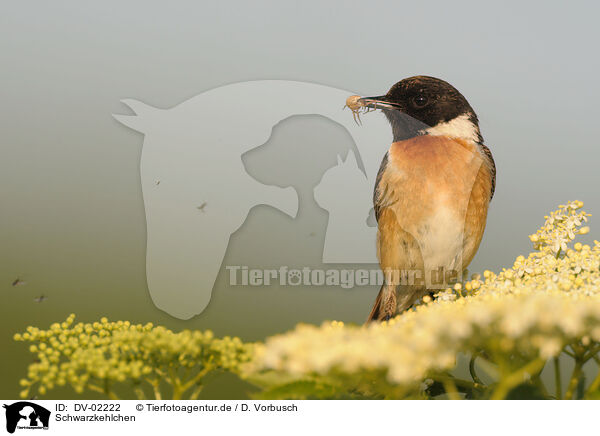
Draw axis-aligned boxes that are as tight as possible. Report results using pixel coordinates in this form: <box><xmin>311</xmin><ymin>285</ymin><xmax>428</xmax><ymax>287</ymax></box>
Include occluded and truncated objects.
<box><xmin>1</xmin><ymin>1</ymin><xmax>599</xmax><ymax>398</ymax></box>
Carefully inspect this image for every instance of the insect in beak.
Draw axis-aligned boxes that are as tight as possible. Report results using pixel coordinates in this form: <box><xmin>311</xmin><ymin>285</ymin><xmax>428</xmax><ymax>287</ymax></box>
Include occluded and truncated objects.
<box><xmin>344</xmin><ymin>95</ymin><xmax>401</xmax><ymax>125</ymax></box>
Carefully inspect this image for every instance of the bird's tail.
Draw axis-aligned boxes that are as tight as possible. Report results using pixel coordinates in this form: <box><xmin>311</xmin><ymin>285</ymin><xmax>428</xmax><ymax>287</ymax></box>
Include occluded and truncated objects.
<box><xmin>366</xmin><ymin>283</ymin><xmax>424</xmax><ymax>323</ymax></box>
<box><xmin>367</xmin><ymin>283</ymin><xmax>400</xmax><ymax>323</ymax></box>
<box><xmin>366</xmin><ymin>284</ymin><xmax>384</xmax><ymax>323</ymax></box>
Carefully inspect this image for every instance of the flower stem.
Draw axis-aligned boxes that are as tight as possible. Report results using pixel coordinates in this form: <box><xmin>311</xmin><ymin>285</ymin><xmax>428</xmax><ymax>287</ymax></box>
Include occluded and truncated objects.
<box><xmin>88</xmin><ymin>383</ymin><xmax>119</xmax><ymax>400</ymax></box>
<box><xmin>583</xmin><ymin>345</ymin><xmax>600</xmax><ymax>363</ymax></box>
<box><xmin>554</xmin><ymin>357</ymin><xmax>562</xmax><ymax>399</ymax></box>
<box><xmin>431</xmin><ymin>374</ymin><xmax>485</xmax><ymax>395</ymax></box>
<box><xmin>189</xmin><ymin>385</ymin><xmax>204</xmax><ymax>400</ymax></box>
<box><xmin>148</xmin><ymin>379</ymin><xmax>162</xmax><ymax>400</ymax></box>
<box><xmin>134</xmin><ymin>386</ymin><xmax>146</xmax><ymax>400</ymax></box>
<box><xmin>565</xmin><ymin>360</ymin><xmax>584</xmax><ymax>400</ymax></box>
<box><xmin>469</xmin><ymin>354</ymin><xmax>483</xmax><ymax>385</ymax></box>
<box><xmin>585</xmin><ymin>366</ymin><xmax>600</xmax><ymax>397</ymax></box>
<box><xmin>179</xmin><ymin>367</ymin><xmax>211</xmax><ymax>393</ymax></box>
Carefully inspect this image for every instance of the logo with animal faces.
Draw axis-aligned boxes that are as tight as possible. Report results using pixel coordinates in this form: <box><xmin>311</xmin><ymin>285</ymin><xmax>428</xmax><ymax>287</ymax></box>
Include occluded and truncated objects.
<box><xmin>3</xmin><ymin>402</ymin><xmax>50</xmax><ymax>434</ymax></box>
<box><xmin>114</xmin><ymin>80</ymin><xmax>481</xmax><ymax>319</ymax></box>
<box><xmin>113</xmin><ymin>81</ymin><xmax>394</xmax><ymax>319</ymax></box>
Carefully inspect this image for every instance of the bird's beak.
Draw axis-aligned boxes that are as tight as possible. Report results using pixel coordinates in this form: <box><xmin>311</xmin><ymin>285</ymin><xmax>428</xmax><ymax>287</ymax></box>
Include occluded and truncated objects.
<box><xmin>359</xmin><ymin>95</ymin><xmax>402</xmax><ymax>110</ymax></box>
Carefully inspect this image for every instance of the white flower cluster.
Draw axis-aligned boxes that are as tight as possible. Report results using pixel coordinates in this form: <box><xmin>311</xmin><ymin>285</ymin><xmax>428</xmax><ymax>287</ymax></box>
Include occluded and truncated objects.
<box><xmin>247</xmin><ymin>201</ymin><xmax>600</xmax><ymax>399</ymax></box>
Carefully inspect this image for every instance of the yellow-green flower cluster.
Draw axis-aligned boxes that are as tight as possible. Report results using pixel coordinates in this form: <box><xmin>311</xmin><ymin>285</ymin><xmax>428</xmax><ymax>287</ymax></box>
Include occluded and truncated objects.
<box><xmin>246</xmin><ymin>201</ymin><xmax>600</xmax><ymax>399</ymax></box>
<box><xmin>14</xmin><ymin>316</ymin><xmax>253</xmax><ymax>400</ymax></box>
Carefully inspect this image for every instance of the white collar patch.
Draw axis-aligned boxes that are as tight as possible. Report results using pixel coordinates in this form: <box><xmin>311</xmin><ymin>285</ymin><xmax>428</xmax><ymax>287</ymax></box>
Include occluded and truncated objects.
<box><xmin>422</xmin><ymin>113</ymin><xmax>480</xmax><ymax>143</ymax></box>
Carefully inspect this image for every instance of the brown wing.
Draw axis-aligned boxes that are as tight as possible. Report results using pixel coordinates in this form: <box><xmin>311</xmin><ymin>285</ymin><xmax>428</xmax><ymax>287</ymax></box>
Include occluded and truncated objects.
<box><xmin>373</xmin><ymin>152</ymin><xmax>392</xmax><ymax>222</ymax></box>
<box><xmin>478</xmin><ymin>143</ymin><xmax>496</xmax><ymax>200</ymax></box>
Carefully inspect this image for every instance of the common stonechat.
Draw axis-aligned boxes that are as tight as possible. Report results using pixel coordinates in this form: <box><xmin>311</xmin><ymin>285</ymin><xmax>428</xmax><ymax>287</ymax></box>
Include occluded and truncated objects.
<box><xmin>349</xmin><ymin>76</ymin><xmax>496</xmax><ymax>322</ymax></box>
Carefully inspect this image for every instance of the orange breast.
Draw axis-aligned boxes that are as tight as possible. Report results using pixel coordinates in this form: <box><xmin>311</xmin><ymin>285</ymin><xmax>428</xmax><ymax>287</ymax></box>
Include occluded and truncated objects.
<box><xmin>375</xmin><ymin>135</ymin><xmax>492</xmax><ymax>287</ymax></box>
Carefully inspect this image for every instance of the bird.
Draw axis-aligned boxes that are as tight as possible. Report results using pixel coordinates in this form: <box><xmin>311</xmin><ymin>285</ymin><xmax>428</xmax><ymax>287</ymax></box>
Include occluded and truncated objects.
<box><xmin>352</xmin><ymin>76</ymin><xmax>496</xmax><ymax>322</ymax></box>
<box><xmin>196</xmin><ymin>202</ymin><xmax>207</xmax><ymax>212</ymax></box>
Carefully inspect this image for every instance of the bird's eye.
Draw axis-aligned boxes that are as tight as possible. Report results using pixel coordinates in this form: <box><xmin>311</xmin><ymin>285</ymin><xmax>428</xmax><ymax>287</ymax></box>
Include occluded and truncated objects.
<box><xmin>412</xmin><ymin>95</ymin><xmax>429</xmax><ymax>108</ymax></box>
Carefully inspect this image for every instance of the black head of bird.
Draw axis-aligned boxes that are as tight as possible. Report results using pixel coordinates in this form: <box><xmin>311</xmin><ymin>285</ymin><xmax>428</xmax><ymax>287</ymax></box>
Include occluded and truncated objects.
<box><xmin>358</xmin><ymin>76</ymin><xmax>483</xmax><ymax>144</ymax></box>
